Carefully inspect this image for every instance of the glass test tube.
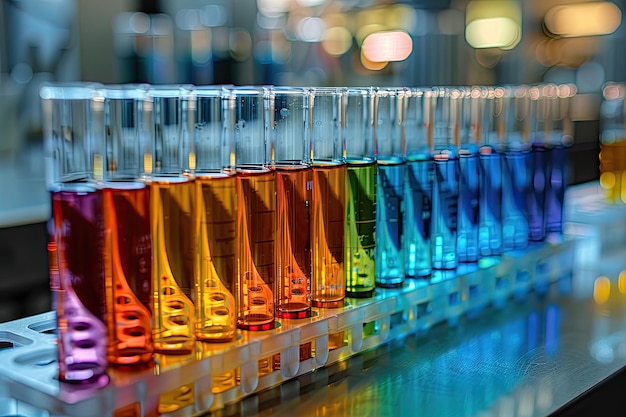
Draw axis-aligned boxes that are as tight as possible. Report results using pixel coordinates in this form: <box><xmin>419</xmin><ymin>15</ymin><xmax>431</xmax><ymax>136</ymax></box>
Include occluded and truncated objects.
<box><xmin>431</xmin><ymin>87</ymin><xmax>460</xmax><ymax>270</ymax></box>
<box><xmin>193</xmin><ymin>86</ymin><xmax>237</xmax><ymax>341</ymax></box>
<box><xmin>498</xmin><ymin>86</ymin><xmax>531</xmax><ymax>251</ymax></box>
<box><xmin>544</xmin><ymin>84</ymin><xmax>575</xmax><ymax>236</ymax></box>
<box><xmin>309</xmin><ymin>87</ymin><xmax>346</xmax><ymax>308</ymax></box>
<box><xmin>148</xmin><ymin>85</ymin><xmax>196</xmax><ymax>353</ymax></box>
<box><xmin>599</xmin><ymin>83</ymin><xmax>626</xmax><ymax>204</ymax></box>
<box><xmin>344</xmin><ymin>87</ymin><xmax>376</xmax><ymax>297</ymax></box>
<box><xmin>374</xmin><ymin>87</ymin><xmax>406</xmax><ymax>287</ymax></box>
<box><xmin>228</xmin><ymin>86</ymin><xmax>276</xmax><ymax>331</ymax></box>
<box><xmin>271</xmin><ymin>87</ymin><xmax>313</xmax><ymax>319</ymax></box>
<box><xmin>404</xmin><ymin>88</ymin><xmax>433</xmax><ymax>278</ymax></box>
<box><xmin>102</xmin><ymin>85</ymin><xmax>154</xmax><ymax>366</ymax></box>
<box><xmin>529</xmin><ymin>85</ymin><xmax>551</xmax><ymax>242</ymax></box>
<box><xmin>41</xmin><ymin>82</ymin><xmax>109</xmax><ymax>386</ymax></box>
<box><xmin>457</xmin><ymin>87</ymin><xmax>480</xmax><ymax>263</ymax></box>
<box><xmin>474</xmin><ymin>87</ymin><xmax>502</xmax><ymax>257</ymax></box>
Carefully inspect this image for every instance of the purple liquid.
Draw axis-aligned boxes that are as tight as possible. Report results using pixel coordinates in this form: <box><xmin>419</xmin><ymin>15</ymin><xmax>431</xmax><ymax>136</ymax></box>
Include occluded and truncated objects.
<box><xmin>51</xmin><ymin>184</ymin><xmax>108</xmax><ymax>386</ymax></box>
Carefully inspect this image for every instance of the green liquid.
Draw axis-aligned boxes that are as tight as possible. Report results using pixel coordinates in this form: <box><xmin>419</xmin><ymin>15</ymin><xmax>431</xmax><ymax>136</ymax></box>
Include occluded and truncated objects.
<box><xmin>344</xmin><ymin>161</ymin><xmax>376</xmax><ymax>297</ymax></box>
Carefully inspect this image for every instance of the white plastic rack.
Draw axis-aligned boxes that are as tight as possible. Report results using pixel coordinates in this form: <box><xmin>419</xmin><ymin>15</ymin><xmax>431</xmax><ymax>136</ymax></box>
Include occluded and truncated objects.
<box><xmin>0</xmin><ymin>237</ymin><xmax>576</xmax><ymax>417</ymax></box>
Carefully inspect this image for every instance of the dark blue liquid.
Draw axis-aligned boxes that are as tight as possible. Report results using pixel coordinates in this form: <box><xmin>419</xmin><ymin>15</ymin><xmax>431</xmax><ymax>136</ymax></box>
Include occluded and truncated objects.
<box><xmin>502</xmin><ymin>150</ymin><xmax>530</xmax><ymax>250</ymax></box>
<box><xmin>528</xmin><ymin>144</ymin><xmax>549</xmax><ymax>241</ymax></box>
<box><xmin>478</xmin><ymin>149</ymin><xmax>502</xmax><ymax>256</ymax></box>
<box><xmin>404</xmin><ymin>157</ymin><xmax>433</xmax><ymax>278</ymax></box>
<box><xmin>546</xmin><ymin>145</ymin><xmax>569</xmax><ymax>234</ymax></box>
<box><xmin>457</xmin><ymin>152</ymin><xmax>479</xmax><ymax>263</ymax></box>
<box><xmin>432</xmin><ymin>156</ymin><xmax>458</xmax><ymax>270</ymax></box>
<box><xmin>376</xmin><ymin>161</ymin><xmax>405</xmax><ymax>287</ymax></box>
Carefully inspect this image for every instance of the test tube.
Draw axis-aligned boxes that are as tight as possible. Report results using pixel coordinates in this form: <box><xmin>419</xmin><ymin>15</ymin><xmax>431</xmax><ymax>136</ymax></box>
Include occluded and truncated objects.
<box><xmin>544</xmin><ymin>84</ymin><xmax>575</xmax><ymax>236</ymax></box>
<box><xmin>496</xmin><ymin>86</ymin><xmax>531</xmax><ymax>251</ymax></box>
<box><xmin>344</xmin><ymin>87</ymin><xmax>376</xmax><ymax>297</ymax></box>
<box><xmin>41</xmin><ymin>82</ymin><xmax>109</xmax><ymax>386</ymax></box>
<box><xmin>102</xmin><ymin>84</ymin><xmax>154</xmax><ymax>365</ymax></box>
<box><xmin>431</xmin><ymin>87</ymin><xmax>460</xmax><ymax>270</ymax></box>
<box><xmin>474</xmin><ymin>86</ymin><xmax>503</xmax><ymax>257</ymax></box>
<box><xmin>529</xmin><ymin>84</ymin><xmax>551</xmax><ymax>241</ymax></box>
<box><xmin>309</xmin><ymin>87</ymin><xmax>346</xmax><ymax>308</ymax></box>
<box><xmin>404</xmin><ymin>88</ymin><xmax>433</xmax><ymax>278</ymax></box>
<box><xmin>227</xmin><ymin>86</ymin><xmax>276</xmax><ymax>331</ymax></box>
<box><xmin>375</xmin><ymin>87</ymin><xmax>406</xmax><ymax>287</ymax></box>
<box><xmin>599</xmin><ymin>83</ymin><xmax>626</xmax><ymax>203</ymax></box>
<box><xmin>148</xmin><ymin>85</ymin><xmax>196</xmax><ymax>353</ymax></box>
<box><xmin>271</xmin><ymin>87</ymin><xmax>313</xmax><ymax>319</ymax></box>
<box><xmin>193</xmin><ymin>86</ymin><xmax>237</xmax><ymax>341</ymax></box>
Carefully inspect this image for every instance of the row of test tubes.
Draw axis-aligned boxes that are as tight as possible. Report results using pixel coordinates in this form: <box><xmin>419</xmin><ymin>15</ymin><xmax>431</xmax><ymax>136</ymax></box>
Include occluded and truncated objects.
<box><xmin>40</xmin><ymin>83</ymin><xmax>573</xmax><ymax>397</ymax></box>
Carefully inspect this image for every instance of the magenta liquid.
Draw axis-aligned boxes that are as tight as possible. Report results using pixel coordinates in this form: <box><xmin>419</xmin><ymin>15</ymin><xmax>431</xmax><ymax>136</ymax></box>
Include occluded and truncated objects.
<box><xmin>51</xmin><ymin>184</ymin><xmax>108</xmax><ymax>386</ymax></box>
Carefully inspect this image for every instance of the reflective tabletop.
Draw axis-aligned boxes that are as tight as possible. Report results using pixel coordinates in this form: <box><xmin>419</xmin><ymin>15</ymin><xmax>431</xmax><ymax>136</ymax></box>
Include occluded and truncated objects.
<box><xmin>209</xmin><ymin>282</ymin><xmax>626</xmax><ymax>417</ymax></box>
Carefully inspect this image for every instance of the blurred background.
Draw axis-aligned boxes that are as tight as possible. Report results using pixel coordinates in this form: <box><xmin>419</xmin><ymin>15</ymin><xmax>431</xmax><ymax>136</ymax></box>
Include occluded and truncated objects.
<box><xmin>0</xmin><ymin>0</ymin><xmax>622</xmax><ymax>322</ymax></box>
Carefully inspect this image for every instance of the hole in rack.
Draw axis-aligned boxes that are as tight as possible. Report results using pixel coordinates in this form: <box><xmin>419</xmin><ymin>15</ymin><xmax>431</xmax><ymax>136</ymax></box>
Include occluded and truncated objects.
<box><xmin>469</xmin><ymin>285</ymin><xmax>479</xmax><ymax>301</ymax></box>
<box><xmin>28</xmin><ymin>319</ymin><xmax>57</xmax><ymax>335</ymax></box>
<box><xmin>449</xmin><ymin>292</ymin><xmax>460</xmax><ymax>306</ymax></box>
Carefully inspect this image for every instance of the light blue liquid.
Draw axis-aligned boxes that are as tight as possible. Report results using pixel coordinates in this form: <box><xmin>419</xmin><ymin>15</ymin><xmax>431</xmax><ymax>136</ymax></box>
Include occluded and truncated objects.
<box><xmin>457</xmin><ymin>151</ymin><xmax>479</xmax><ymax>263</ymax></box>
<box><xmin>478</xmin><ymin>149</ymin><xmax>503</xmax><ymax>256</ymax></box>
<box><xmin>432</xmin><ymin>156</ymin><xmax>458</xmax><ymax>270</ymax></box>
<box><xmin>501</xmin><ymin>150</ymin><xmax>530</xmax><ymax>250</ymax></box>
<box><xmin>375</xmin><ymin>160</ymin><xmax>406</xmax><ymax>287</ymax></box>
<box><xmin>546</xmin><ymin>145</ymin><xmax>568</xmax><ymax>235</ymax></box>
<box><xmin>404</xmin><ymin>156</ymin><xmax>433</xmax><ymax>278</ymax></box>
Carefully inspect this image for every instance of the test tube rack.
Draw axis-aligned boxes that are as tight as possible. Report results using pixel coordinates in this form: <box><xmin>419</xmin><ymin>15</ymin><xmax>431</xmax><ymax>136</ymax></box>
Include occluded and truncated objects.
<box><xmin>0</xmin><ymin>236</ymin><xmax>576</xmax><ymax>417</ymax></box>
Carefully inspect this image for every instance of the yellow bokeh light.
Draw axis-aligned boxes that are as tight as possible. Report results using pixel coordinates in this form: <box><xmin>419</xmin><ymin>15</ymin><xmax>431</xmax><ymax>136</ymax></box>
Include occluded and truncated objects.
<box><xmin>361</xmin><ymin>31</ymin><xmax>413</xmax><ymax>62</ymax></box>
<box><xmin>355</xmin><ymin>24</ymin><xmax>386</xmax><ymax>46</ymax></box>
<box><xmin>594</xmin><ymin>276</ymin><xmax>611</xmax><ymax>304</ymax></box>
<box><xmin>360</xmin><ymin>50</ymin><xmax>388</xmax><ymax>71</ymax></box>
<box><xmin>545</xmin><ymin>2</ymin><xmax>622</xmax><ymax>38</ymax></box>
<box><xmin>322</xmin><ymin>26</ymin><xmax>353</xmax><ymax>56</ymax></box>
<box><xmin>600</xmin><ymin>171</ymin><xmax>616</xmax><ymax>189</ymax></box>
<box><xmin>618</xmin><ymin>270</ymin><xmax>626</xmax><ymax>294</ymax></box>
<box><xmin>466</xmin><ymin>17</ymin><xmax>520</xmax><ymax>49</ymax></box>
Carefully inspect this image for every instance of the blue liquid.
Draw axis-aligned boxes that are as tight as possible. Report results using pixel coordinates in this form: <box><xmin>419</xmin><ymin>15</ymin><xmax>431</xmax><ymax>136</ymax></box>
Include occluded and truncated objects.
<box><xmin>529</xmin><ymin>144</ymin><xmax>549</xmax><ymax>241</ymax></box>
<box><xmin>546</xmin><ymin>145</ymin><xmax>568</xmax><ymax>234</ymax></box>
<box><xmin>376</xmin><ymin>161</ymin><xmax>405</xmax><ymax>287</ymax></box>
<box><xmin>404</xmin><ymin>157</ymin><xmax>433</xmax><ymax>278</ymax></box>
<box><xmin>502</xmin><ymin>150</ymin><xmax>530</xmax><ymax>251</ymax></box>
<box><xmin>457</xmin><ymin>152</ymin><xmax>479</xmax><ymax>263</ymax></box>
<box><xmin>432</xmin><ymin>156</ymin><xmax>458</xmax><ymax>270</ymax></box>
<box><xmin>478</xmin><ymin>149</ymin><xmax>503</xmax><ymax>256</ymax></box>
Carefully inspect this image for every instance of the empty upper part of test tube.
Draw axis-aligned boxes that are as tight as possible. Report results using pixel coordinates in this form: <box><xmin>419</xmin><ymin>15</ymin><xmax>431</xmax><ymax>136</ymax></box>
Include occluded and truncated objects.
<box><xmin>194</xmin><ymin>85</ymin><xmax>234</xmax><ymax>173</ymax></box>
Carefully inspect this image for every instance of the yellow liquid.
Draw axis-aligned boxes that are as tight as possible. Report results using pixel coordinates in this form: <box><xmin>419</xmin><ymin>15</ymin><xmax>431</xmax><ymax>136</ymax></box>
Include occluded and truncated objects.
<box><xmin>600</xmin><ymin>140</ymin><xmax>626</xmax><ymax>203</ymax></box>
<box><xmin>150</xmin><ymin>177</ymin><xmax>196</xmax><ymax>352</ymax></box>
<box><xmin>312</xmin><ymin>164</ymin><xmax>346</xmax><ymax>307</ymax></box>
<box><xmin>195</xmin><ymin>173</ymin><xmax>237</xmax><ymax>342</ymax></box>
<box><xmin>275</xmin><ymin>165</ymin><xmax>312</xmax><ymax>317</ymax></box>
<box><xmin>103</xmin><ymin>184</ymin><xmax>153</xmax><ymax>365</ymax></box>
<box><xmin>236</xmin><ymin>168</ymin><xmax>276</xmax><ymax>330</ymax></box>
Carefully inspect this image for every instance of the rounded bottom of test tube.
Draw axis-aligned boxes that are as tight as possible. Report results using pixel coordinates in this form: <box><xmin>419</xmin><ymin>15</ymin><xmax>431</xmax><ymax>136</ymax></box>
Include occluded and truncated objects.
<box><xmin>154</xmin><ymin>338</ymin><xmax>195</xmax><ymax>355</ymax></box>
<box><xmin>311</xmin><ymin>299</ymin><xmax>345</xmax><ymax>309</ymax></box>
<box><xmin>345</xmin><ymin>289</ymin><xmax>375</xmax><ymax>299</ymax></box>
<box><xmin>237</xmin><ymin>320</ymin><xmax>276</xmax><ymax>332</ymax></box>
<box><xmin>276</xmin><ymin>308</ymin><xmax>312</xmax><ymax>319</ymax></box>
<box><xmin>375</xmin><ymin>281</ymin><xmax>404</xmax><ymax>289</ymax></box>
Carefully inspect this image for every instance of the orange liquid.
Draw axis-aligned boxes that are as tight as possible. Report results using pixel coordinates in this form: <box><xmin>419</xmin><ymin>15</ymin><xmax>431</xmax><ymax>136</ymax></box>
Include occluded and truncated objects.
<box><xmin>312</xmin><ymin>164</ymin><xmax>346</xmax><ymax>307</ymax></box>
<box><xmin>150</xmin><ymin>177</ymin><xmax>196</xmax><ymax>352</ymax></box>
<box><xmin>103</xmin><ymin>184</ymin><xmax>153</xmax><ymax>365</ymax></box>
<box><xmin>195</xmin><ymin>173</ymin><xmax>237</xmax><ymax>341</ymax></box>
<box><xmin>600</xmin><ymin>140</ymin><xmax>626</xmax><ymax>203</ymax></box>
<box><xmin>236</xmin><ymin>168</ymin><xmax>276</xmax><ymax>330</ymax></box>
<box><xmin>275</xmin><ymin>165</ymin><xmax>312</xmax><ymax>318</ymax></box>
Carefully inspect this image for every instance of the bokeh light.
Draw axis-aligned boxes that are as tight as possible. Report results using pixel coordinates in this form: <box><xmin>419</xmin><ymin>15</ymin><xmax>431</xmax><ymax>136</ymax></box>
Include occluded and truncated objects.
<box><xmin>361</xmin><ymin>31</ymin><xmax>413</xmax><ymax>63</ymax></box>
<box><xmin>322</xmin><ymin>26</ymin><xmax>353</xmax><ymax>56</ymax></box>
<box><xmin>465</xmin><ymin>0</ymin><xmax>522</xmax><ymax>49</ymax></box>
<box><xmin>545</xmin><ymin>2</ymin><xmax>622</xmax><ymax>38</ymax></box>
<box><xmin>593</xmin><ymin>276</ymin><xmax>611</xmax><ymax>304</ymax></box>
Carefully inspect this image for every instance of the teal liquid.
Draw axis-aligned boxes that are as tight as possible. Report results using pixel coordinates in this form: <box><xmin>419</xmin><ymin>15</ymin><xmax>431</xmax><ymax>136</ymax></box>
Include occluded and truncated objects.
<box><xmin>457</xmin><ymin>152</ymin><xmax>479</xmax><ymax>263</ymax></box>
<box><xmin>432</xmin><ymin>156</ymin><xmax>458</xmax><ymax>270</ymax></box>
<box><xmin>404</xmin><ymin>156</ymin><xmax>433</xmax><ymax>278</ymax></box>
<box><xmin>478</xmin><ymin>149</ymin><xmax>503</xmax><ymax>256</ymax></box>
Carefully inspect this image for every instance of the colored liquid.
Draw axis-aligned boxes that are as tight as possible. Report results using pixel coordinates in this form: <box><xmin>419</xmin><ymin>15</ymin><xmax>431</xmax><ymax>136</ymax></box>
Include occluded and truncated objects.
<box><xmin>404</xmin><ymin>157</ymin><xmax>433</xmax><ymax>278</ymax></box>
<box><xmin>457</xmin><ymin>152</ymin><xmax>479</xmax><ymax>263</ymax></box>
<box><xmin>195</xmin><ymin>173</ymin><xmax>237</xmax><ymax>341</ymax></box>
<box><xmin>502</xmin><ymin>150</ymin><xmax>530</xmax><ymax>251</ymax></box>
<box><xmin>311</xmin><ymin>163</ymin><xmax>346</xmax><ymax>308</ymax></box>
<box><xmin>529</xmin><ymin>144</ymin><xmax>549</xmax><ymax>241</ymax></box>
<box><xmin>103</xmin><ymin>183</ymin><xmax>153</xmax><ymax>365</ymax></box>
<box><xmin>236</xmin><ymin>168</ymin><xmax>276</xmax><ymax>331</ymax></box>
<box><xmin>150</xmin><ymin>177</ymin><xmax>196</xmax><ymax>353</ymax></box>
<box><xmin>376</xmin><ymin>160</ymin><xmax>405</xmax><ymax>287</ymax></box>
<box><xmin>345</xmin><ymin>161</ymin><xmax>376</xmax><ymax>298</ymax></box>
<box><xmin>51</xmin><ymin>184</ymin><xmax>108</xmax><ymax>386</ymax></box>
<box><xmin>478</xmin><ymin>149</ymin><xmax>503</xmax><ymax>256</ymax></box>
<box><xmin>546</xmin><ymin>145</ymin><xmax>568</xmax><ymax>234</ymax></box>
<box><xmin>599</xmin><ymin>140</ymin><xmax>626</xmax><ymax>203</ymax></box>
<box><xmin>432</xmin><ymin>156</ymin><xmax>458</xmax><ymax>270</ymax></box>
<box><xmin>275</xmin><ymin>165</ymin><xmax>313</xmax><ymax>319</ymax></box>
